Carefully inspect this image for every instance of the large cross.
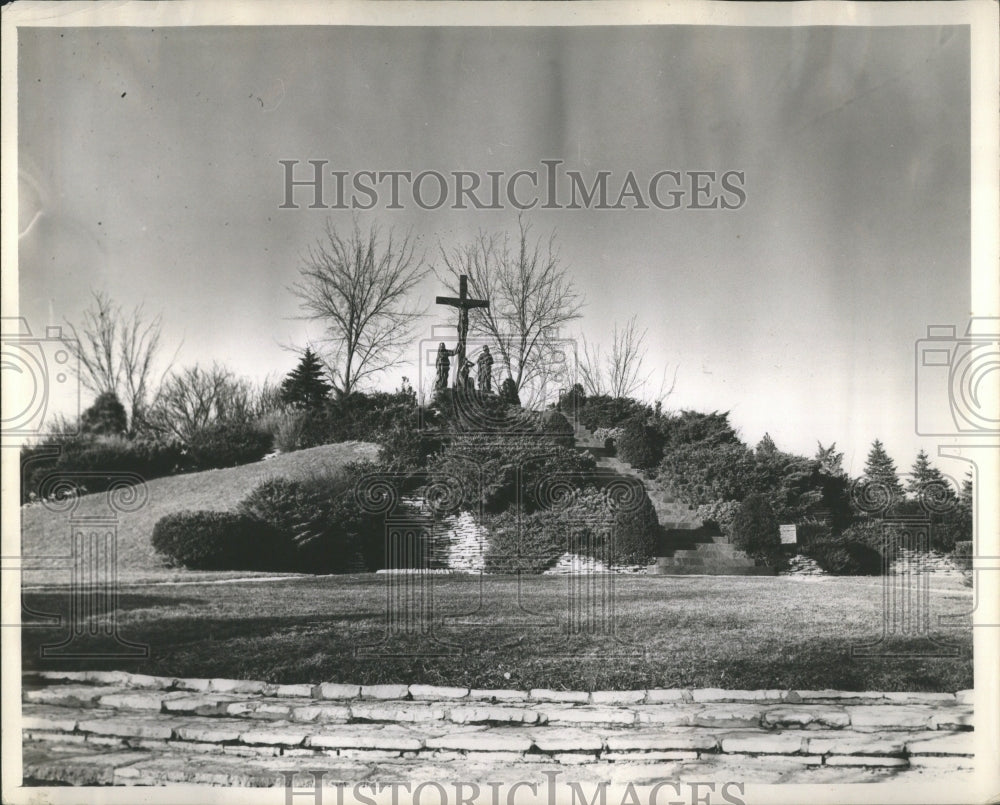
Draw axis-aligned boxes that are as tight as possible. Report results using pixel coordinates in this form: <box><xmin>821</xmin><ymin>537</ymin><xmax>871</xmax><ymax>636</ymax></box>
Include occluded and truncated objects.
<box><xmin>436</xmin><ymin>274</ymin><xmax>489</xmax><ymax>388</ymax></box>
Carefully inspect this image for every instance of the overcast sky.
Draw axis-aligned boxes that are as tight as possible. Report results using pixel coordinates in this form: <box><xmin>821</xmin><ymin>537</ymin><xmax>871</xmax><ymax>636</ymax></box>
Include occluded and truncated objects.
<box><xmin>17</xmin><ymin>24</ymin><xmax>971</xmax><ymax>476</ymax></box>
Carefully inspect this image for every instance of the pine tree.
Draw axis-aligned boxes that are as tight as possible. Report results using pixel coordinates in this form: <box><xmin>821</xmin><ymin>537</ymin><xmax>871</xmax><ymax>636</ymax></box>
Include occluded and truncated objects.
<box><xmin>756</xmin><ymin>433</ymin><xmax>777</xmax><ymax>456</ymax></box>
<box><xmin>280</xmin><ymin>348</ymin><xmax>332</xmax><ymax>409</ymax></box>
<box><xmin>906</xmin><ymin>449</ymin><xmax>947</xmax><ymax>497</ymax></box>
<box><xmin>815</xmin><ymin>442</ymin><xmax>845</xmax><ymax>477</ymax></box>
<box><xmin>862</xmin><ymin>439</ymin><xmax>905</xmax><ymax>507</ymax></box>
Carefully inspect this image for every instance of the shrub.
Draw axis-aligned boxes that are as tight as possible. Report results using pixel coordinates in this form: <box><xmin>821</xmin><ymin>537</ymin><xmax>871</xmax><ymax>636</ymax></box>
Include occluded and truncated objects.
<box><xmin>694</xmin><ymin>500</ymin><xmax>743</xmax><ymax>537</ymax></box>
<box><xmin>427</xmin><ymin>435</ymin><xmax>596</xmax><ymax>514</ymax></box>
<box><xmin>151</xmin><ymin>511</ymin><xmax>280</xmax><ymax>570</ymax></box>
<box><xmin>187</xmin><ymin>421</ymin><xmax>273</xmax><ymax>469</ymax></box>
<box><xmin>804</xmin><ymin>536</ymin><xmax>883</xmax><ymax>576</ymax></box>
<box><xmin>482</xmin><ymin>484</ymin><xmax>658</xmax><ymax>573</ymax></box>
<box><xmin>236</xmin><ymin>467</ymin><xmax>382</xmax><ymax>573</ymax></box>
<box><xmin>840</xmin><ymin>519</ymin><xmax>902</xmax><ymax>559</ymax></box>
<box><xmin>80</xmin><ymin>392</ymin><xmax>128</xmax><ymax>437</ymax></box>
<box><xmin>377</xmin><ymin>420</ymin><xmax>443</xmax><ymax>473</ymax></box>
<box><xmin>730</xmin><ymin>493</ymin><xmax>780</xmax><ymax>561</ymax></box>
<box><xmin>657</xmin><ymin>442</ymin><xmax>758</xmax><ymax>507</ymax></box>
<box><xmin>794</xmin><ymin>518</ymin><xmax>833</xmax><ymax>548</ymax></box>
<box><xmin>540</xmin><ymin>410</ymin><xmax>575</xmax><ymax>448</ymax></box>
<box><xmin>22</xmin><ymin>436</ymin><xmax>188</xmax><ymax>503</ymax></box>
<box><xmin>483</xmin><ymin>509</ymin><xmax>566</xmax><ymax>574</ymax></box>
<box><xmin>615</xmin><ymin>417</ymin><xmax>664</xmax><ymax>471</ymax></box>
<box><xmin>578</xmin><ymin>396</ymin><xmax>651</xmax><ymax>431</ymax></box>
<box><xmin>953</xmin><ymin>541</ymin><xmax>972</xmax><ymax>587</ymax></box>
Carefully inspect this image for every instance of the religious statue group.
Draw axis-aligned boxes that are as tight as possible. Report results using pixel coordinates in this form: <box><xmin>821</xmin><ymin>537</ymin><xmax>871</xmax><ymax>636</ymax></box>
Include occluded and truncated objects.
<box><xmin>435</xmin><ymin>343</ymin><xmax>493</xmax><ymax>393</ymax></box>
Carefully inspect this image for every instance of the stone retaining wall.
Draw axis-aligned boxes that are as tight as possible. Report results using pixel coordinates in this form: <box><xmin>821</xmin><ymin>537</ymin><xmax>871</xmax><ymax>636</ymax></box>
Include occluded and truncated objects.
<box><xmin>21</xmin><ymin>672</ymin><xmax>974</xmax><ymax>786</ymax></box>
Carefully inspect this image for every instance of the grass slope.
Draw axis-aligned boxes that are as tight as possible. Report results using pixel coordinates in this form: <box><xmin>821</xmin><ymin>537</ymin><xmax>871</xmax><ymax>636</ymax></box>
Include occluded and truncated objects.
<box><xmin>20</xmin><ymin>442</ymin><xmax>378</xmax><ymax>586</ymax></box>
<box><xmin>22</xmin><ymin>575</ymin><xmax>973</xmax><ymax>691</ymax></box>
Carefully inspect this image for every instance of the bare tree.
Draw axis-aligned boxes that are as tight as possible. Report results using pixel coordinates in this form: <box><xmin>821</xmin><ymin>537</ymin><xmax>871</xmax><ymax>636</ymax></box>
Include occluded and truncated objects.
<box><xmin>437</xmin><ymin>216</ymin><xmax>583</xmax><ymax>405</ymax></box>
<box><xmin>290</xmin><ymin>218</ymin><xmax>429</xmax><ymax>398</ymax></box>
<box><xmin>579</xmin><ymin>315</ymin><xmax>678</xmax><ymax>405</ymax></box>
<box><xmin>64</xmin><ymin>291</ymin><xmax>175</xmax><ymax>434</ymax></box>
<box><xmin>579</xmin><ymin>316</ymin><xmax>649</xmax><ymax>399</ymax></box>
<box><xmin>147</xmin><ymin>363</ymin><xmax>256</xmax><ymax>442</ymax></box>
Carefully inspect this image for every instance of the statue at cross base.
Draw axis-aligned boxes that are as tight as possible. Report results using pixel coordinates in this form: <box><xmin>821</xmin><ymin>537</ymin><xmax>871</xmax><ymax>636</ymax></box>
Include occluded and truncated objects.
<box><xmin>435</xmin><ymin>274</ymin><xmax>489</xmax><ymax>391</ymax></box>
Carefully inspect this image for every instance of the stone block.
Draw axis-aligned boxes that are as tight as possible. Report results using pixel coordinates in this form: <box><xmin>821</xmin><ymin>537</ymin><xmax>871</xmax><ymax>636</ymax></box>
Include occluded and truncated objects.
<box><xmin>529</xmin><ymin>689</ymin><xmax>590</xmax><ymax>703</ymax></box>
<box><xmin>351</xmin><ymin>702</ymin><xmax>448</xmax><ymax>723</ymax></box>
<box><xmin>603</xmin><ymin>751</ymin><xmax>699</xmax><ymax>762</ymax></box>
<box><xmin>720</xmin><ymin>733</ymin><xmax>805</xmax><ymax>754</ymax></box>
<box><xmin>25</xmin><ymin>730</ymin><xmax>88</xmax><ymax>744</ymax></box>
<box><xmin>335</xmin><ymin>749</ymin><xmax>402</xmax><ymax>760</ymax></box>
<box><xmin>22</xmin><ymin>710</ymin><xmax>78</xmax><ymax>732</ymax></box>
<box><xmin>845</xmin><ymin>705</ymin><xmax>935</xmax><ymax>731</ymax></box>
<box><xmin>530</xmin><ymin>729</ymin><xmax>604</xmax><ymax>752</ymax></box>
<box><xmin>83</xmin><ymin>670</ymin><xmax>133</xmax><ymax>686</ymax></box>
<box><xmin>644</xmin><ymin>689</ymin><xmax>690</xmax><ymax>703</ymax></box>
<box><xmin>553</xmin><ymin>752</ymin><xmax>600</xmax><ymax>765</ymax></box>
<box><xmin>409</xmin><ymin>684</ymin><xmax>469</xmax><ymax>700</ymax></box>
<box><xmin>448</xmin><ymin>706</ymin><xmax>541</xmax><ymax>725</ymax></box>
<box><xmin>223</xmin><ymin>700</ymin><xmax>293</xmax><ymax>719</ymax></box>
<box><xmin>222</xmin><ymin>744</ymin><xmax>281</xmax><ymax>757</ymax></box>
<box><xmin>692</xmin><ymin>689</ymin><xmax>784</xmax><ymax>703</ymax></box>
<box><xmin>906</xmin><ymin>732</ymin><xmax>975</xmax><ymax>756</ymax></box>
<box><xmin>723</xmin><ymin>753</ymin><xmax>823</xmax><ymax>766</ymax></box>
<box><xmin>540</xmin><ymin>706</ymin><xmax>635</xmax><ymax>725</ymax></box>
<box><xmin>806</xmin><ymin>730</ymin><xmax>908</xmax><ymax>756</ymax></box>
<box><xmin>633</xmin><ymin>705</ymin><xmax>698</xmax><ymax>726</ymax></box>
<box><xmin>37</xmin><ymin>671</ymin><xmax>89</xmax><ymax>683</ymax></box>
<box><xmin>314</xmin><ymin>683</ymin><xmax>362</xmax><ymax>700</ymax></box>
<box><xmin>955</xmin><ymin>689</ymin><xmax>973</xmax><ymax>705</ymax></box>
<box><xmin>360</xmin><ymin>684</ymin><xmax>410</xmax><ymax>700</ymax></box>
<box><xmin>77</xmin><ymin>716</ymin><xmax>174</xmax><ymax>740</ymax></box>
<box><xmin>239</xmin><ymin>726</ymin><xmax>309</xmax><ymax>746</ymax></box>
<box><xmin>24</xmin><ymin>685</ymin><xmax>122</xmax><ymax>708</ymax></box>
<box><xmin>163</xmin><ymin>695</ymin><xmax>238</xmax><ymax>716</ymax></box>
<box><xmin>124</xmin><ymin>673</ymin><xmax>174</xmax><ymax>690</ymax></box>
<box><xmin>271</xmin><ymin>683</ymin><xmax>314</xmax><ymax>698</ymax></box>
<box><xmin>693</xmin><ymin>705</ymin><xmax>762</xmax><ymax>727</ymax></box>
<box><xmin>173</xmin><ymin>678</ymin><xmax>213</xmax><ymax>692</ymax></box>
<box><xmin>881</xmin><ymin>692</ymin><xmax>956</xmax><ymax>705</ymax></box>
<box><xmin>174</xmin><ymin>722</ymin><xmax>246</xmax><ymax>743</ymax></box>
<box><xmin>605</xmin><ymin>731</ymin><xmax>719</xmax><ymax>752</ymax></box>
<box><xmin>762</xmin><ymin>706</ymin><xmax>850</xmax><ymax>729</ymax></box>
<box><xmin>824</xmin><ymin>755</ymin><xmax>909</xmax><ymax>767</ymax></box>
<box><xmin>425</xmin><ymin>732</ymin><xmax>533</xmax><ymax>752</ymax></box>
<box><xmin>290</xmin><ymin>704</ymin><xmax>351</xmax><ymax>723</ymax></box>
<box><xmin>97</xmin><ymin>691</ymin><xmax>172</xmax><ymax>711</ymax></box>
<box><xmin>307</xmin><ymin>726</ymin><xmax>424</xmax><ymax>751</ymax></box>
<box><xmin>795</xmin><ymin>690</ymin><xmax>885</xmax><ymax>702</ymax></box>
<box><xmin>209</xmin><ymin>678</ymin><xmax>267</xmax><ymax>695</ymax></box>
<box><xmin>907</xmin><ymin>755</ymin><xmax>975</xmax><ymax>770</ymax></box>
<box><xmin>468</xmin><ymin>689</ymin><xmax>529</xmax><ymax>703</ymax></box>
<box><xmin>929</xmin><ymin>708</ymin><xmax>973</xmax><ymax>730</ymax></box>
<box><xmin>590</xmin><ymin>690</ymin><xmax>646</xmax><ymax>705</ymax></box>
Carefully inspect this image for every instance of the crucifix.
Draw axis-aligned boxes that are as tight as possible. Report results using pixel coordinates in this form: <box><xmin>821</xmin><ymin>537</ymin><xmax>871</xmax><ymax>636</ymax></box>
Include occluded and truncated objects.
<box><xmin>435</xmin><ymin>274</ymin><xmax>489</xmax><ymax>390</ymax></box>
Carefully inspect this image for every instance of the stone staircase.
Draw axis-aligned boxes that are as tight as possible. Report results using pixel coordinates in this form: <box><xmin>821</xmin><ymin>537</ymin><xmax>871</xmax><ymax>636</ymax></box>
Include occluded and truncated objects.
<box><xmin>574</xmin><ymin>425</ymin><xmax>774</xmax><ymax>576</ymax></box>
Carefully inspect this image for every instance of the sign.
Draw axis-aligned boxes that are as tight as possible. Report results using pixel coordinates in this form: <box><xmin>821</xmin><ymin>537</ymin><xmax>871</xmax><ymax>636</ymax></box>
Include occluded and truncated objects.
<box><xmin>779</xmin><ymin>524</ymin><xmax>797</xmax><ymax>545</ymax></box>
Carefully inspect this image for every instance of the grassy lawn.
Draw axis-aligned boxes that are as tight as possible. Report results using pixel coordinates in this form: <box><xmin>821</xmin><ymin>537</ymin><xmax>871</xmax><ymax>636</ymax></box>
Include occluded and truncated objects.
<box><xmin>21</xmin><ymin>575</ymin><xmax>972</xmax><ymax>692</ymax></box>
<box><xmin>20</xmin><ymin>442</ymin><xmax>378</xmax><ymax>587</ymax></box>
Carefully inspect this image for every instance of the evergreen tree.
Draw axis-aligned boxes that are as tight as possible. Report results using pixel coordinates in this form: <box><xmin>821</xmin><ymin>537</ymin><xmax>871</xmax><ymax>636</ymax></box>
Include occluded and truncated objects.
<box><xmin>815</xmin><ymin>442</ymin><xmax>845</xmax><ymax>477</ymax></box>
<box><xmin>756</xmin><ymin>433</ymin><xmax>777</xmax><ymax>456</ymax></box>
<box><xmin>280</xmin><ymin>348</ymin><xmax>332</xmax><ymax>409</ymax></box>
<box><xmin>80</xmin><ymin>391</ymin><xmax>128</xmax><ymax>437</ymax></box>
<box><xmin>906</xmin><ymin>449</ymin><xmax>947</xmax><ymax>497</ymax></box>
<box><xmin>861</xmin><ymin>439</ymin><xmax>905</xmax><ymax>509</ymax></box>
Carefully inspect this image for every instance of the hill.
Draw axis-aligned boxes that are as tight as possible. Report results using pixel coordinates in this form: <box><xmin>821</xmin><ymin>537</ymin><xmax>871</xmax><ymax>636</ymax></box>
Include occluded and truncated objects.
<box><xmin>20</xmin><ymin>442</ymin><xmax>379</xmax><ymax>587</ymax></box>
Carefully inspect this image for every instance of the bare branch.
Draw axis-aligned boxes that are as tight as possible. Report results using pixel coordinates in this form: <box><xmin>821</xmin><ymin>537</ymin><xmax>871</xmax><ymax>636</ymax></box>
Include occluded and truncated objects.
<box><xmin>290</xmin><ymin>217</ymin><xmax>429</xmax><ymax>397</ymax></box>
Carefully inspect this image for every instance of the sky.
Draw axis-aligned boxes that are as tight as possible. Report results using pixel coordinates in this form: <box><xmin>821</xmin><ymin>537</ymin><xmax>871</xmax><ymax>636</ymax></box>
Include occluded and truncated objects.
<box><xmin>16</xmin><ymin>23</ymin><xmax>973</xmax><ymax>477</ymax></box>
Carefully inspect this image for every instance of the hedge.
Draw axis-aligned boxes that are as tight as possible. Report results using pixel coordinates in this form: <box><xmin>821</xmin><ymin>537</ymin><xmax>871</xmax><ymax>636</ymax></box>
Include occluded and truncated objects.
<box><xmin>151</xmin><ymin>511</ymin><xmax>282</xmax><ymax>570</ymax></box>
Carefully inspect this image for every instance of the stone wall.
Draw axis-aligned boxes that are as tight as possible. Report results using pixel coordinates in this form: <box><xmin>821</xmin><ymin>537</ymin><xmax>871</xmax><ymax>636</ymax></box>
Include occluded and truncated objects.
<box><xmin>22</xmin><ymin>672</ymin><xmax>974</xmax><ymax>786</ymax></box>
